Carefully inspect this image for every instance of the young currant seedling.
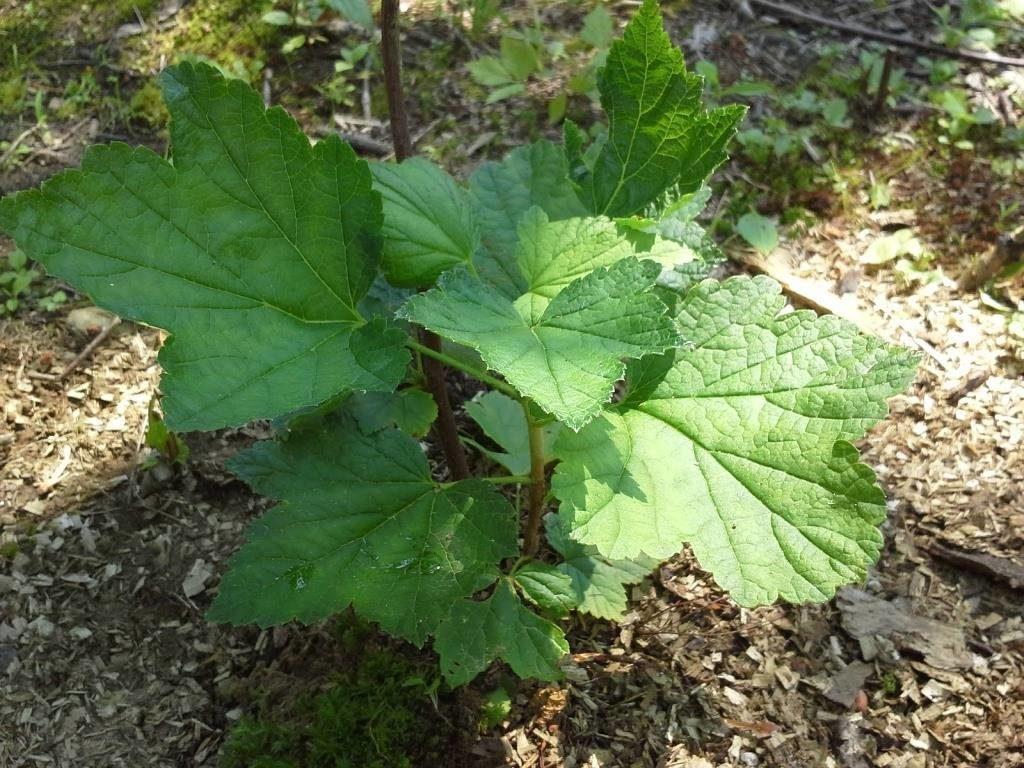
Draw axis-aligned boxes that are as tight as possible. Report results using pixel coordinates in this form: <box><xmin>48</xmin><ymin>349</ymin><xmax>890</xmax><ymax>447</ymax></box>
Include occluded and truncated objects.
<box><xmin>0</xmin><ymin>0</ymin><xmax>916</xmax><ymax>685</ymax></box>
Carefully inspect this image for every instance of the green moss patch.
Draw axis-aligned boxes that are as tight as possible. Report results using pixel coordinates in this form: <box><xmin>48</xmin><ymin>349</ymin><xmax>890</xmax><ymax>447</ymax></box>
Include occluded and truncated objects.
<box><xmin>219</xmin><ymin>643</ymin><xmax>452</xmax><ymax>768</ymax></box>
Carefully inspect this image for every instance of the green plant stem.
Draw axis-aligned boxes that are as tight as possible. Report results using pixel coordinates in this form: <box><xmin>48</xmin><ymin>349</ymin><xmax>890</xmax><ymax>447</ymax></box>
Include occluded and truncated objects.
<box><xmin>522</xmin><ymin>406</ymin><xmax>547</xmax><ymax>556</ymax></box>
<box><xmin>405</xmin><ymin>338</ymin><xmax>520</xmax><ymax>400</ymax></box>
<box><xmin>482</xmin><ymin>475</ymin><xmax>532</xmax><ymax>485</ymax></box>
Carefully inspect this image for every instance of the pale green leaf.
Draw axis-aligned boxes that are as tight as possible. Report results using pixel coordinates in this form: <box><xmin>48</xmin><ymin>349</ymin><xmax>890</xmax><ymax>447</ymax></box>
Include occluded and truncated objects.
<box><xmin>821</xmin><ymin>97</ymin><xmax>849</xmax><ymax>127</ymax></box>
<box><xmin>480</xmin><ymin>687</ymin><xmax>512</xmax><ymax>730</ymax></box>
<box><xmin>499</xmin><ymin>36</ymin><xmax>540</xmax><ymax>81</ymax></box>
<box><xmin>581</xmin><ymin>5</ymin><xmax>614</xmax><ymax>49</ymax></box>
<box><xmin>545</xmin><ymin>514</ymin><xmax>654</xmax><ymax>620</ymax></box>
<box><xmin>261</xmin><ymin>10</ymin><xmax>292</xmax><ymax>25</ymax></box>
<box><xmin>577</xmin><ymin>0</ymin><xmax>745</xmax><ymax>216</ymax></box>
<box><xmin>281</xmin><ymin>34</ymin><xmax>307</xmax><ymax>54</ymax></box>
<box><xmin>349</xmin><ymin>389</ymin><xmax>437</xmax><ymax>437</ymax></box>
<box><xmin>370</xmin><ymin>158</ymin><xmax>481</xmax><ymax>287</ymax></box>
<box><xmin>619</xmin><ymin>185</ymin><xmax>724</xmax><ymax>292</ymax></box>
<box><xmin>7</xmin><ymin>248</ymin><xmax>27</xmax><ymax>270</ymax></box>
<box><xmin>552</xmin><ymin>276</ymin><xmax>918</xmax><ymax>606</ymax></box>
<box><xmin>470</xmin><ymin>140</ymin><xmax>587</xmax><ymax>298</ymax></box>
<box><xmin>736</xmin><ymin>211</ymin><xmax>779</xmax><ymax>255</ymax></box>
<box><xmin>861</xmin><ymin>229</ymin><xmax>923</xmax><ymax>265</ymax></box>
<box><xmin>209</xmin><ymin>412</ymin><xmax>518</xmax><ymax>644</ymax></box>
<box><xmin>465</xmin><ymin>391</ymin><xmax>558</xmax><ymax>475</ymax></box>
<box><xmin>868</xmin><ymin>180</ymin><xmax>891</xmax><ymax>210</ymax></box>
<box><xmin>1001</xmin><ymin>0</ymin><xmax>1024</xmax><ymax>19</ymax></box>
<box><xmin>469</xmin><ymin>56</ymin><xmax>513</xmax><ymax>87</ymax></box>
<box><xmin>0</xmin><ymin>62</ymin><xmax>408</xmax><ymax>431</ymax></box>
<box><xmin>400</xmin><ymin>254</ymin><xmax>678</xmax><ymax>430</ymax></box>
<box><xmin>485</xmin><ymin>82</ymin><xmax>526</xmax><ymax>104</ymax></box>
<box><xmin>324</xmin><ymin>0</ymin><xmax>375</xmax><ymax>30</ymax></box>
<box><xmin>434</xmin><ymin>580</ymin><xmax>568</xmax><ymax>685</ymax></box>
<box><xmin>514</xmin><ymin>562</ymin><xmax>578</xmax><ymax>616</ymax></box>
<box><xmin>515</xmin><ymin>207</ymin><xmax>636</xmax><ymax>321</ymax></box>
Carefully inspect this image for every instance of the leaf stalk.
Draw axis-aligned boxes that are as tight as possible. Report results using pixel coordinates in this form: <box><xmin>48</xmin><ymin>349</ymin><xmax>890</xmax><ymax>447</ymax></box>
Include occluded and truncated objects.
<box><xmin>405</xmin><ymin>338</ymin><xmax>521</xmax><ymax>400</ymax></box>
<box><xmin>482</xmin><ymin>475</ymin><xmax>533</xmax><ymax>485</ymax></box>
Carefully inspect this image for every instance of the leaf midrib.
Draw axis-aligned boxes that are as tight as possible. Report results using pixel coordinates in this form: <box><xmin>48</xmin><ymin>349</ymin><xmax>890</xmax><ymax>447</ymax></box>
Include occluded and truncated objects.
<box><xmin>173</xmin><ymin>75</ymin><xmax>358</xmax><ymax>314</ymax></box>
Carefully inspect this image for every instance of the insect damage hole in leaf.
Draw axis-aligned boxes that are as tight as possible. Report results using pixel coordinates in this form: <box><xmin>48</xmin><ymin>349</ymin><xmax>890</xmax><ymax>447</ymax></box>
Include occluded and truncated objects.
<box><xmin>0</xmin><ymin>0</ymin><xmax>916</xmax><ymax>690</ymax></box>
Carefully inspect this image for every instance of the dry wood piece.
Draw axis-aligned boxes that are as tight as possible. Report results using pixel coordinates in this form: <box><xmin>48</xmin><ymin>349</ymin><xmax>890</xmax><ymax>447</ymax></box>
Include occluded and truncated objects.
<box><xmin>928</xmin><ymin>541</ymin><xmax>1024</xmax><ymax>590</ymax></box>
<box><xmin>837</xmin><ymin>588</ymin><xmax>973</xmax><ymax>671</ymax></box>
<box><xmin>335</xmin><ymin>131</ymin><xmax>392</xmax><ymax>156</ymax></box>
<box><xmin>957</xmin><ymin>231</ymin><xmax>1024</xmax><ymax>292</ymax></box>
<box><xmin>823</xmin><ymin>661</ymin><xmax>874</xmax><ymax>708</ymax></box>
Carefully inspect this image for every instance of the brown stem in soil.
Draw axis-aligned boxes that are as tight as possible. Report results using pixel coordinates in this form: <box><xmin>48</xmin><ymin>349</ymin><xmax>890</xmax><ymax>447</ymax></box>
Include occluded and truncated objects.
<box><xmin>380</xmin><ymin>0</ymin><xmax>469</xmax><ymax>480</ymax></box>
<box><xmin>523</xmin><ymin>414</ymin><xmax>547</xmax><ymax>555</ymax></box>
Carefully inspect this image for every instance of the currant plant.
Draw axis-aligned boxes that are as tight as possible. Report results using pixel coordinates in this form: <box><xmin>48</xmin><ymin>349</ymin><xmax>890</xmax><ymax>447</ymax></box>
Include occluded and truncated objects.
<box><xmin>0</xmin><ymin>1</ymin><xmax>917</xmax><ymax>685</ymax></box>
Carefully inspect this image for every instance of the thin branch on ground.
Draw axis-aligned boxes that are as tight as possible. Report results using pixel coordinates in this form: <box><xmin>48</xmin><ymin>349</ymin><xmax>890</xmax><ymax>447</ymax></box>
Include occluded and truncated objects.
<box><xmin>749</xmin><ymin>0</ymin><xmax>1024</xmax><ymax>67</ymax></box>
<box><xmin>61</xmin><ymin>317</ymin><xmax>122</xmax><ymax>380</ymax></box>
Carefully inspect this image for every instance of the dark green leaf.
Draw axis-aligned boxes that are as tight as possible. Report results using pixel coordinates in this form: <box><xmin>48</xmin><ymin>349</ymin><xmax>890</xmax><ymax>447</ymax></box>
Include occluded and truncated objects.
<box><xmin>0</xmin><ymin>63</ymin><xmax>408</xmax><ymax>430</ymax></box>
<box><xmin>210</xmin><ymin>413</ymin><xmax>518</xmax><ymax>644</ymax></box>
<box><xmin>434</xmin><ymin>580</ymin><xmax>568</xmax><ymax>685</ymax></box>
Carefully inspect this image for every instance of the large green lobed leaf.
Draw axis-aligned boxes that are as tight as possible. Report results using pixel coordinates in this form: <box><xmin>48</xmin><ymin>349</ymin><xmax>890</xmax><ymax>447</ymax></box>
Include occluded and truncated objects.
<box><xmin>209</xmin><ymin>412</ymin><xmax>518</xmax><ymax>645</ymax></box>
<box><xmin>469</xmin><ymin>140</ymin><xmax>587</xmax><ymax>298</ymax></box>
<box><xmin>576</xmin><ymin>0</ymin><xmax>746</xmax><ymax>217</ymax></box>
<box><xmin>400</xmin><ymin>233</ymin><xmax>679</xmax><ymax>429</ymax></box>
<box><xmin>0</xmin><ymin>62</ymin><xmax>407</xmax><ymax>430</ymax></box>
<box><xmin>553</xmin><ymin>276</ymin><xmax>918</xmax><ymax>606</ymax></box>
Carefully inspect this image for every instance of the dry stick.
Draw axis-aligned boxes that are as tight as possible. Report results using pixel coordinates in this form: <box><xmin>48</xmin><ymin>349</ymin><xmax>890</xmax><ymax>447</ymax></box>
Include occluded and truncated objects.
<box><xmin>379</xmin><ymin>0</ymin><xmax>470</xmax><ymax>481</ymax></box>
<box><xmin>61</xmin><ymin>317</ymin><xmax>122</xmax><ymax>380</ymax></box>
<box><xmin>337</xmin><ymin>131</ymin><xmax>392</xmax><ymax>156</ymax></box>
<box><xmin>0</xmin><ymin>125</ymin><xmax>38</xmax><ymax>169</ymax></box>
<box><xmin>748</xmin><ymin>0</ymin><xmax>1024</xmax><ymax>68</ymax></box>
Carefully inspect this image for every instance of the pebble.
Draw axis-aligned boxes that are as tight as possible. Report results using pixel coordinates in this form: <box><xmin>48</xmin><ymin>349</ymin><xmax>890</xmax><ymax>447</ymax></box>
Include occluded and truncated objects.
<box><xmin>0</xmin><ymin>644</ymin><xmax>18</xmax><ymax>673</ymax></box>
<box><xmin>66</xmin><ymin>306</ymin><xmax>118</xmax><ymax>337</ymax></box>
<box><xmin>27</xmin><ymin>616</ymin><xmax>55</xmax><ymax>638</ymax></box>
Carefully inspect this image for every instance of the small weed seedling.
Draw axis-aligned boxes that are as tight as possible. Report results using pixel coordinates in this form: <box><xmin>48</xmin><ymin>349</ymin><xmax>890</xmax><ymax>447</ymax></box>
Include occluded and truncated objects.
<box><xmin>0</xmin><ymin>1</ymin><xmax>916</xmax><ymax>685</ymax></box>
<box><xmin>0</xmin><ymin>247</ymin><xmax>66</xmax><ymax>315</ymax></box>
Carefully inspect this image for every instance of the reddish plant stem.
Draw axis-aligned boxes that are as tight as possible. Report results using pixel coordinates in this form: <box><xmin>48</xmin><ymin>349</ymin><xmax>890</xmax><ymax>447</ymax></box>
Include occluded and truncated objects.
<box><xmin>420</xmin><ymin>331</ymin><xmax>471</xmax><ymax>480</ymax></box>
<box><xmin>379</xmin><ymin>0</ymin><xmax>470</xmax><ymax>480</ymax></box>
<box><xmin>380</xmin><ymin>0</ymin><xmax>413</xmax><ymax>162</ymax></box>
<box><xmin>523</xmin><ymin>415</ymin><xmax>547</xmax><ymax>555</ymax></box>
